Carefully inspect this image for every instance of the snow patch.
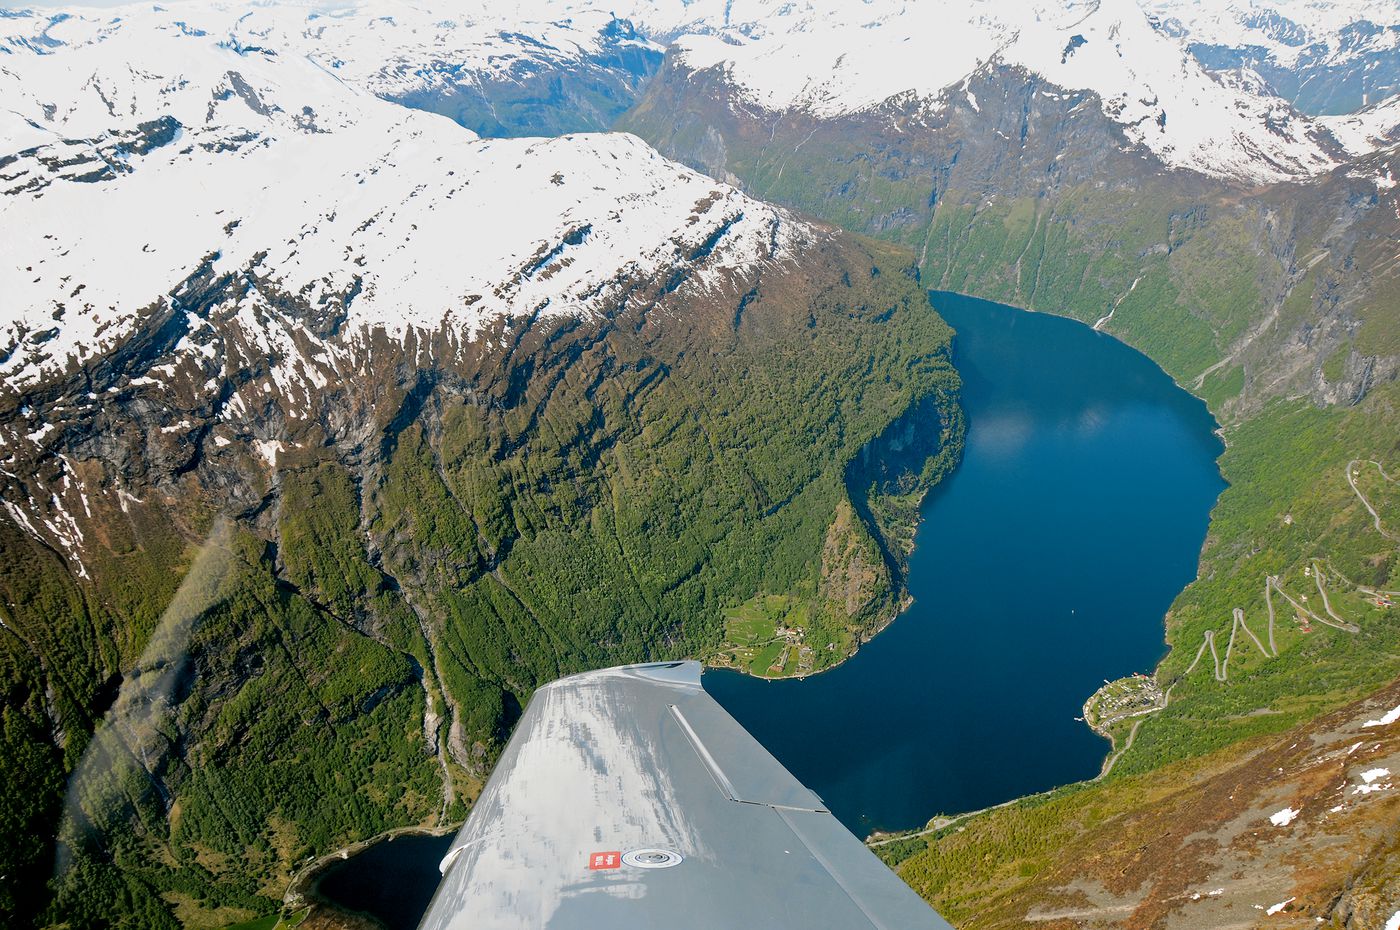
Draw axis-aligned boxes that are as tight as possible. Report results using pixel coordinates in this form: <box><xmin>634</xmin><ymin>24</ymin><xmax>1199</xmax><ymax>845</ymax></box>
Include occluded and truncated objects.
<box><xmin>116</xmin><ymin>488</ymin><xmax>144</xmax><ymax>514</ymax></box>
<box><xmin>1267</xmin><ymin>898</ymin><xmax>1295</xmax><ymax>916</ymax></box>
<box><xmin>1148</xmin><ymin>0</ymin><xmax>1400</xmax><ymax>74</ymax></box>
<box><xmin>252</xmin><ymin>440</ymin><xmax>283</xmax><ymax>467</ymax></box>
<box><xmin>1363</xmin><ymin>704</ymin><xmax>1400</xmax><ymax>727</ymax></box>
<box><xmin>15</xmin><ymin>0</ymin><xmax>1340</xmax><ymax>185</ymax></box>
<box><xmin>1361</xmin><ymin>767</ymin><xmax>1391</xmax><ymax>783</ymax></box>
<box><xmin>1268</xmin><ymin>806</ymin><xmax>1299</xmax><ymax>826</ymax></box>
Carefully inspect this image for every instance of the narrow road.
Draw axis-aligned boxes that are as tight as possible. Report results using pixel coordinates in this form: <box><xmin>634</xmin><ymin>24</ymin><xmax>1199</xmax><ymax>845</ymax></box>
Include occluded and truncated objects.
<box><xmin>1223</xmin><ymin>614</ymin><xmax>1242</xmax><ymax>680</ymax></box>
<box><xmin>866</xmin><ymin>792</ymin><xmax>1029</xmax><ymax>848</ymax></box>
<box><xmin>1184</xmin><ymin>634</ymin><xmax>1211</xmax><ymax>676</ymax></box>
<box><xmin>1187</xmin><ymin>580</ymin><xmax>1321</xmax><ymax>688</ymax></box>
<box><xmin>1311</xmin><ymin>561</ymin><xmax>1351</xmax><ymax>629</ymax></box>
<box><xmin>1268</xmin><ymin>574</ymin><xmax>1359</xmax><ymax>633</ymax></box>
<box><xmin>1099</xmin><ymin>715</ymin><xmax>1148</xmax><ymax>778</ymax></box>
<box><xmin>1207</xmin><ymin>629</ymin><xmax>1226</xmax><ymax>681</ymax></box>
<box><xmin>869</xmin><ymin>459</ymin><xmax>1387</xmax><ymax>856</ymax></box>
<box><xmin>1234</xmin><ymin>607</ymin><xmax>1271</xmax><ymax>659</ymax></box>
<box><xmin>1320</xmin><ymin>557</ymin><xmax>1400</xmax><ymax>599</ymax></box>
<box><xmin>1348</xmin><ymin>459</ymin><xmax>1399</xmax><ymax>542</ymax></box>
<box><xmin>1265</xmin><ymin>577</ymin><xmax>1278</xmax><ymax>656</ymax></box>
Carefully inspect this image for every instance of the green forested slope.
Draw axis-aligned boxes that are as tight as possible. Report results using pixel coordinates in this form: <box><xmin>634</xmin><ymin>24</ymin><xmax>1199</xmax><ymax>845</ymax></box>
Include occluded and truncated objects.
<box><xmin>0</xmin><ymin>237</ymin><xmax>960</xmax><ymax>928</ymax></box>
<box><xmin>624</xmin><ymin>62</ymin><xmax>1399</xmax><ymax>419</ymax></box>
<box><xmin>623</xmin><ymin>56</ymin><xmax>1400</xmax><ymax>927</ymax></box>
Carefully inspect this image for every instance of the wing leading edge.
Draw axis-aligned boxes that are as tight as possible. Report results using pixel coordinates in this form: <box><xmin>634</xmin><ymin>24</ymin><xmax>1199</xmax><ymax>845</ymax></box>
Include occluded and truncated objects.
<box><xmin>417</xmin><ymin>661</ymin><xmax>954</xmax><ymax>929</ymax></box>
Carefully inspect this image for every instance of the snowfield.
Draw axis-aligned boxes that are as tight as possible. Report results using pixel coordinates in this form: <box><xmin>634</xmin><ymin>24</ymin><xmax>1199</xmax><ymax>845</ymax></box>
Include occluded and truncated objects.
<box><xmin>655</xmin><ymin>0</ymin><xmax>1348</xmax><ymax>182</ymax></box>
<box><xmin>0</xmin><ymin>4</ymin><xmax>802</xmax><ymax>392</ymax></box>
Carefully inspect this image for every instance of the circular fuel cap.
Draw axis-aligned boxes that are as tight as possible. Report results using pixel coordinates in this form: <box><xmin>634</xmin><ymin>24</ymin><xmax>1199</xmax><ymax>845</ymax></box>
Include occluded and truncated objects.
<box><xmin>622</xmin><ymin>848</ymin><xmax>684</xmax><ymax>869</ymax></box>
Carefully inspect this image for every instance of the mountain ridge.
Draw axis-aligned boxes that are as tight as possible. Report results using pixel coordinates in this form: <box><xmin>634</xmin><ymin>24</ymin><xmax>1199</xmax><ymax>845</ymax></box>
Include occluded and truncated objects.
<box><xmin>3</xmin><ymin>1</ymin><xmax>1399</xmax><ymax>927</ymax></box>
<box><xmin>0</xmin><ymin>7</ymin><xmax>967</xmax><ymax>926</ymax></box>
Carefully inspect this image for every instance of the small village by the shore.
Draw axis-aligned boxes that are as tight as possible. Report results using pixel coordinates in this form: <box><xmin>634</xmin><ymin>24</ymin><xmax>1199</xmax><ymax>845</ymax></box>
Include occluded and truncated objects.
<box><xmin>1082</xmin><ymin>673</ymin><xmax>1167</xmax><ymax>738</ymax></box>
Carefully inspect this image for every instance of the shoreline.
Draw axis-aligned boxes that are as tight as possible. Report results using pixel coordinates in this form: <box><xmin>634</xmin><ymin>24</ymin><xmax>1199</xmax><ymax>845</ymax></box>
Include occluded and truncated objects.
<box><xmin>704</xmin><ymin>593</ymin><xmax>916</xmax><ymax>681</ymax></box>
<box><xmin>708</xmin><ymin>390</ymin><xmax>965</xmax><ymax>683</ymax></box>
<box><xmin>867</xmin><ymin>669</ymin><xmax>1185</xmax><ymax>849</ymax></box>
<box><xmin>861</xmin><ymin>296</ymin><xmax>1227</xmax><ymax>851</ymax></box>
<box><xmin>283</xmin><ymin>822</ymin><xmax>460</xmax><ymax>912</ymax></box>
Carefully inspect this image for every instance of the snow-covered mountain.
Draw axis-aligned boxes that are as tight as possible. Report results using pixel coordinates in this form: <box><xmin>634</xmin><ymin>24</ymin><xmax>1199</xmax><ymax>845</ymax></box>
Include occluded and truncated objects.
<box><xmin>6</xmin><ymin>0</ymin><xmax>1394</xmax><ymax>184</ymax></box>
<box><xmin>645</xmin><ymin>0</ymin><xmax>1350</xmax><ymax>182</ymax></box>
<box><xmin>1321</xmin><ymin>91</ymin><xmax>1400</xmax><ymax>154</ymax></box>
<box><xmin>0</xmin><ymin>4</ymin><xmax>798</xmax><ymax>392</ymax></box>
<box><xmin>0</xmin><ymin>2</ymin><xmax>810</xmax><ymax>572</ymax></box>
<box><xmin>526</xmin><ymin>0</ymin><xmax>1389</xmax><ymax>182</ymax></box>
<box><xmin>3</xmin><ymin>0</ymin><xmax>1397</xmax><ymax>564</ymax></box>
<box><xmin>3</xmin><ymin>4</ymin><xmax>1399</xmax><ymax>929</ymax></box>
<box><xmin>2</xmin><ymin>2</ymin><xmax>663</xmax><ymax>135</ymax></box>
<box><xmin>1146</xmin><ymin>0</ymin><xmax>1400</xmax><ymax>115</ymax></box>
<box><xmin>1148</xmin><ymin>0</ymin><xmax>1398</xmax><ymax>54</ymax></box>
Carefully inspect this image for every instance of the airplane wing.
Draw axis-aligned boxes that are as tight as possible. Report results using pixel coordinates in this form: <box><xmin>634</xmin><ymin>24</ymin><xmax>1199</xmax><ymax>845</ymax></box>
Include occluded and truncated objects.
<box><xmin>417</xmin><ymin>661</ymin><xmax>954</xmax><ymax>929</ymax></box>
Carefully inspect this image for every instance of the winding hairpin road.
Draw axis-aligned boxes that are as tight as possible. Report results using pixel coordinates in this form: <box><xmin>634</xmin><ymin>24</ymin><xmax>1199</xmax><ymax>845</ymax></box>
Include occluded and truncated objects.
<box><xmin>1348</xmin><ymin>459</ymin><xmax>1399</xmax><ymax>543</ymax></box>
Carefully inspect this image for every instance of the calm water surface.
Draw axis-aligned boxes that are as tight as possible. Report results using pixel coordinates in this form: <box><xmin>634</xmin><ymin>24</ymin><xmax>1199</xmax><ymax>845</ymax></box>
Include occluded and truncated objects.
<box><xmin>313</xmin><ymin>832</ymin><xmax>454</xmax><ymax>927</ymax></box>
<box><xmin>708</xmin><ymin>292</ymin><xmax>1224</xmax><ymax>835</ymax></box>
<box><xmin>318</xmin><ymin>292</ymin><xmax>1225</xmax><ymax>926</ymax></box>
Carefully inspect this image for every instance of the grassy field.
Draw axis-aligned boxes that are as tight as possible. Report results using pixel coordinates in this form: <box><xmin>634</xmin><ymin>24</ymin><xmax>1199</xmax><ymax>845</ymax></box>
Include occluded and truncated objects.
<box><xmin>219</xmin><ymin>907</ymin><xmax>307</xmax><ymax>930</ymax></box>
<box><xmin>712</xmin><ymin>593</ymin><xmax>840</xmax><ymax>677</ymax></box>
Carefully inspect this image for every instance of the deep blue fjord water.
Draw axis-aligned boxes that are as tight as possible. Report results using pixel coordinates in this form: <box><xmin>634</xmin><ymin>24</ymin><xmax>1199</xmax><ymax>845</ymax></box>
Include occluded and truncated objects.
<box><xmin>707</xmin><ymin>292</ymin><xmax>1225</xmax><ymax>836</ymax></box>
<box><xmin>317</xmin><ymin>292</ymin><xmax>1226</xmax><ymax>927</ymax></box>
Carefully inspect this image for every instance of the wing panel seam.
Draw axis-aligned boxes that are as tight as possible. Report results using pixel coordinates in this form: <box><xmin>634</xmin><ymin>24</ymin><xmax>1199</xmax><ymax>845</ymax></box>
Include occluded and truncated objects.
<box><xmin>670</xmin><ymin>704</ymin><xmax>827</xmax><ymax>812</ymax></box>
<box><xmin>670</xmin><ymin>704</ymin><xmax>740</xmax><ymax>801</ymax></box>
<box><xmin>775</xmin><ymin>807</ymin><xmax>886</xmax><ymax>930</ymax></box>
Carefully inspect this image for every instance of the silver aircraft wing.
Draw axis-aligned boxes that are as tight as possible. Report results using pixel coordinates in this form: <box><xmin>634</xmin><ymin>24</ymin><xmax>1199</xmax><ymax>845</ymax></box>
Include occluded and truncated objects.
<box><xmin>417</xmin><ymin>661</ymin><xmax>954</xmax><ymax>929</ymax></box>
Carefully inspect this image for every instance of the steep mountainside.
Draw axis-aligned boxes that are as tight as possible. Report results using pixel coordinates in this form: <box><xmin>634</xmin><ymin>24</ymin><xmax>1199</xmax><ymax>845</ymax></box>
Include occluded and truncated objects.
<box><xmin>5</xmin><ymin>0</ymin><xmax>1399</xmax><ymax>927</ymax></box>
<box><xmin>0</xmin><ymin>8</ymin><xmax>961</xmax><ymax>928</ymax></box>
<box><xmin>599</xmin><ymin>0</ymin><xmax>1385</xmax><ymax>182</ymax></box>
<box><xmin>622</xmin><ymin>45</ymin><xmax>1400</xmax><ymax>419</ymax></box>
<box><xmin>885</xmin><ymin>651</ymin><xmax>1400</xmax><ymax>928</ymax></box>
<box><xmin>612</xmin><ymin>2</ymin><xmax>1400</xmax><ymax>926</ymax></box>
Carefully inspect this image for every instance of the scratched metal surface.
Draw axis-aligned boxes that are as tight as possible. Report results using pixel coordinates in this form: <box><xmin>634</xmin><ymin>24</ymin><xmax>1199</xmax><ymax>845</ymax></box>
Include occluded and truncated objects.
<box><xmin>417</xmin><ymin>661</ymin><xmax>953</xmax><ymax>929</ymax></box>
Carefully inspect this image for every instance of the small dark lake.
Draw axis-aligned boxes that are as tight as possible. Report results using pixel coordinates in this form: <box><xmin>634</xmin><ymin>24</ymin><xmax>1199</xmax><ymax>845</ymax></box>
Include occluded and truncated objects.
<box><xmin>316</xmin><ymin>292</ymin><xmax>1225</xmax><ymax>927</ymax></box>
<box><xmin>312</xmin><ymin>832</ymin><xmax>454</xmax><ymax>928</ymax></box>
<box><xmin>708</xmin><ymin>292</ymin><xmax>1225</xmax><ymax>835</ymax></box>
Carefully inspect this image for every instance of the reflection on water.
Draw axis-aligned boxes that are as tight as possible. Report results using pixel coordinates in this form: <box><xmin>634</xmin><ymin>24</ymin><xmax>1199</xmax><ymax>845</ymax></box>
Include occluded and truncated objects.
<box><xmin>707</xmin><ymin>292</ymin><xmax>1226</xmax><ymax>836</ymax></box>
<box><xmin>321</xmin><ymin>291</ymin><xmax>1227</xmax><ymax>921</ymax></box>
